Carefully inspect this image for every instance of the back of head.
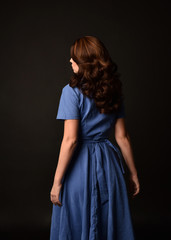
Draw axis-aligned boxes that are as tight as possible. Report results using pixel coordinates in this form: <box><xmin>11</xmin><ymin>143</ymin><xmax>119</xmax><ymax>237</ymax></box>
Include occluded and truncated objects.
<box><xmin>69</xmin><ymin>35</ymin><xmax>124</xmax><ymax>114</ymax></box>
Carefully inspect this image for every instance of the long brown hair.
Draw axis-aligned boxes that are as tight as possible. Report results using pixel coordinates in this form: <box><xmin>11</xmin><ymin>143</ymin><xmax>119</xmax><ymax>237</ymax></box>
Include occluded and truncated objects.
<box><xmin>69</xmin><ymin>35</ymin><xmax>124</xmax><ymax>114</ymax></box>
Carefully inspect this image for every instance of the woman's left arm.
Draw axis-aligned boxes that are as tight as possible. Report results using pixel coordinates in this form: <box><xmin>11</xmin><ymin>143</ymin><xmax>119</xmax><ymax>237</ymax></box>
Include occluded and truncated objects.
<box><xmin>50</xmin><ymin>119</ymin><xmax>79</xmax><ymax>206</ymax></box>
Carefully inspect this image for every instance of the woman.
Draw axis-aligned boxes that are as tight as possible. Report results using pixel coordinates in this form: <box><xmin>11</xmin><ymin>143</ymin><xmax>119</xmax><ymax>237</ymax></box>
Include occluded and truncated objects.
<box><xmin>50</xmin><ymin>35</ymin><xmax>140</xmax><ymax>240</ymax></box>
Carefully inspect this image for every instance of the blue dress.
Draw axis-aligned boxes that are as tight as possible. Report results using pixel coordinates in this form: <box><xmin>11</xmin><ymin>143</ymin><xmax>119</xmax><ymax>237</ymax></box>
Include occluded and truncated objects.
<box><xmin>50</xmin><ymin>83</ymin><xmax>135</xmax><ymax>240</ymax></box>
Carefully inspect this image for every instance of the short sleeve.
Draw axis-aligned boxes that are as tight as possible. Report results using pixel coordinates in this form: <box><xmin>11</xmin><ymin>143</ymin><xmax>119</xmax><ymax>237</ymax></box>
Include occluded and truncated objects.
<box><xmin>115</xmin><ymin>99</ymin><xmax>126</xmax><ymax>119</ymax></box>
<box><xmin>56</xmin><ymin>84</ymin><xmax>80</xmax><ymax>120</ymax></box>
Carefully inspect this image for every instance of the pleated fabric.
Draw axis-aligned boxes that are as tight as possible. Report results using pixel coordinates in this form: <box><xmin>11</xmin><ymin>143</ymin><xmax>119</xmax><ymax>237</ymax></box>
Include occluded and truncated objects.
<box><xmin>49</xmin><ymin>84</ymin><xmax>135</xmax><ymax>240</ymax></box>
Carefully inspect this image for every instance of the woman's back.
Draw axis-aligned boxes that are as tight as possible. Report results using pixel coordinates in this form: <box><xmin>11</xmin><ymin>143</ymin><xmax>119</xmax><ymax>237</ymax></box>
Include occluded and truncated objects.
<box><xmin>56</xmin><ymin>83</ymin><xmax>125</xmax><ymax>140</ymax></box>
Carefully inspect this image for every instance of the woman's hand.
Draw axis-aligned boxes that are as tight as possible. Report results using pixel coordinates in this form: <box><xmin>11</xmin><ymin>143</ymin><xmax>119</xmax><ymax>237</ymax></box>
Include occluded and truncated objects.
<box><xmin>50</xmin><ymin>182</ymin><xmax>63</xmax><ymax>207</ymax></box>
<box><xmin>128</xmin><ymin>173</ymin><xmax>140</xmax><ymax>198</ymax></box>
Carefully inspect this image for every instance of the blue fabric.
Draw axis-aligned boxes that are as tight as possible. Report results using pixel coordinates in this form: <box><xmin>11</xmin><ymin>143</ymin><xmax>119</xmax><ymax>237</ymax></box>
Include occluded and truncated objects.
<box><xmin>50</xmin><ymin>84</ymin><xmax>135</xmax><ymax>240</ymax></box>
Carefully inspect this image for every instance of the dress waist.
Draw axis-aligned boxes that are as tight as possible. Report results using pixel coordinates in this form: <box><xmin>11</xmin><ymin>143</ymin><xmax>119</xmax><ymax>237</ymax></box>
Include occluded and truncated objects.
<box><xmin>77</xmin><ymin>137</ymin><xmax>125</xmax><ymax>174</ymax></box>
<box><xmin>78</xmin><ymin>138</ymin><xmax>108</xmax><ymax>143</ymax></box>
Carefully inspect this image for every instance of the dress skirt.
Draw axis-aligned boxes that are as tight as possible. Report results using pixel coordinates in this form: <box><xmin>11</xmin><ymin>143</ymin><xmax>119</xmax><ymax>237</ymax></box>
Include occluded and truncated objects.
<box><xmin>50</xmin><ymin>138</ymin><xmax>135</xmax><ymax>240</ymax></box>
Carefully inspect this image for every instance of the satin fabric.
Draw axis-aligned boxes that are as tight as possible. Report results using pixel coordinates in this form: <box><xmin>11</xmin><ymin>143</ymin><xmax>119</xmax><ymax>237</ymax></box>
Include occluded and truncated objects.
<box><xmin>49</xmin><ymin>84</ymin><xmax>135</xmax><ymax>240</ymax></box>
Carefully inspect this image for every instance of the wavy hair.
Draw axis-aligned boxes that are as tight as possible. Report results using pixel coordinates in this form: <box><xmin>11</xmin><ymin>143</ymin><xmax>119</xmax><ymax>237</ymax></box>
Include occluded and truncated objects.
<box><xmin>69</xmin><ymin>35</ymin><xmax>124</xmax><ymax>114</ymax></box>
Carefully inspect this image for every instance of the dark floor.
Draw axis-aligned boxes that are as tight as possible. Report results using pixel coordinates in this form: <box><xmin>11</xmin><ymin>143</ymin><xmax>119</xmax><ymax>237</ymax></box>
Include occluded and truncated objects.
<box><xmin>0</xmin><ymin>225</ymin><xmax>169</xmax><ymax>240</ymax></box>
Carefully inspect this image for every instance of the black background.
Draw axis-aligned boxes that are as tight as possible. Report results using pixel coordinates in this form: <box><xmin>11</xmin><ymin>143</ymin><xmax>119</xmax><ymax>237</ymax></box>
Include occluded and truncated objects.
<box><xmin>0</xmin><ymin>1</ymin><xmax>170</xmax><ymax>239</ymax></box>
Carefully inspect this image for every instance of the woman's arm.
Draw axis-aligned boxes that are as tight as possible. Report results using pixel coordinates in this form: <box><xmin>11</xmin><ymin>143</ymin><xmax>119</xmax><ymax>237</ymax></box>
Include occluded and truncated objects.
<box><xmin>115</xmin><ymin>118</ymin><xmax>140</xmax><ymax>197</ymax></box>
<box><xmin>115</xmin><ymin>118</ymin><xmax>137</xmax><ymax>175</ymax></box>
<box><xmin>53</xmin><ymin>119</ymin><xmax>80</xmax><ymax>185</ymax></box>
<box><xmin>50</xmin><ymin>119</ymin><xmax>79</xmax><ymax>206</ymax></box>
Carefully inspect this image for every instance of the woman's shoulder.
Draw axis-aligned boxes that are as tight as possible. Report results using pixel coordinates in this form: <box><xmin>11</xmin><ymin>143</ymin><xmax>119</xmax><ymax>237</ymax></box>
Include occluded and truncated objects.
<box><xmin>62</xmin><ymin>83</ymin><xmax>80</xmax><ymax>98</ymax></box>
